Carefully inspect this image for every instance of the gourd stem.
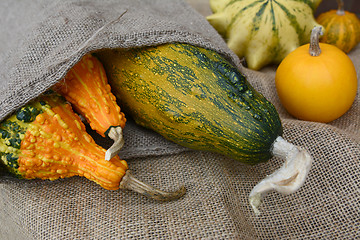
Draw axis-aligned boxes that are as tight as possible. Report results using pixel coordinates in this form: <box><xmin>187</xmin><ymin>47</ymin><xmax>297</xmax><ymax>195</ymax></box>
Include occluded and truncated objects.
<box><xmin>309</xmin><ymin>26</ymin><xmax>323</xmax><ymax>57</ymax></box>
<box><xmin>336</xmin><ymin>0</ymin><xmax>345</xmax><ymax>16</ymax></box>
<box><xmin>105</xmin><ymin>126</ymin><xmax>125</xmax><ymax>161</ymax></box>
<box><xmin>249</xmin><ymin>136</ymin><xmax>313</xmax><ymax>215</ymax></box>
<box><xmin>119</xmin><ymin>170</ymin><xmax>186</xmax><ymax>201</ymax></box>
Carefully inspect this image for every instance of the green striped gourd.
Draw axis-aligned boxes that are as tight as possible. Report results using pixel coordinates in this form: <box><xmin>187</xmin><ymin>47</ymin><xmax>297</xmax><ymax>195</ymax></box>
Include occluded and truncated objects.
<box><xmin>96</xmin><ymin>43</ymin><xmax>313</xmax><ymax>214</ymax></box>
<box><xmin>97</xmin><ymin>43</ymin><xmax>282</xmax><ymax>164</ymax></box>
<box><xmin>207</xmin><ymin>0</ymin><xmax>323</xmax><ymax>70</ymax></box>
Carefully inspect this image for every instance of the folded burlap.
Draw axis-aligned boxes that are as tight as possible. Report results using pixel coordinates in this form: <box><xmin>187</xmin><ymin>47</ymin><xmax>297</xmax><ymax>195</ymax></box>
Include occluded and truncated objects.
<box><xmin>0</xmin><ymin>0</ymin><xmax>359</xmax><ymax>239</ymax></box>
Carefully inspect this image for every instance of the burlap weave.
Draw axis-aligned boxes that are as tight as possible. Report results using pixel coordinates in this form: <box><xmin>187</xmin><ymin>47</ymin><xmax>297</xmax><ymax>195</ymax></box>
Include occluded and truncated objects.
<box><xmin>0</xmin><ymin>0</ymin><xmax>359</xmax><ymax>239</ymax></box>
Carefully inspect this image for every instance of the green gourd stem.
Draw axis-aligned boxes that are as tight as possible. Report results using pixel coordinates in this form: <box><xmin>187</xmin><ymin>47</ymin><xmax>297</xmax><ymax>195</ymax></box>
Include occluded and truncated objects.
<box><xmin>309</xmin><ymin>26</ymin><xmax>323</xmax><ymax>56</ymax></box>
<box><xmin>336</xmin><ymin>0</ymin><xmax>345</xmax><ymax>16</ymax></box>
<box><xmin>120</xmin><ymin>170</ymin><xmax>186</xmax><ymax>201</ymax></box>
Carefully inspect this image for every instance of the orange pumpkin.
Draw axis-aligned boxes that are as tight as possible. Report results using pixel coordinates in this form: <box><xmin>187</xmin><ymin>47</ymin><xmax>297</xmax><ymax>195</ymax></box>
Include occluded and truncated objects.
<box><xmin>275</xmin><ymin>27</ymin><xmax>358</xmax><ymax>123</ymax></box>
<box><xmin>316</xmin><ymin>0</ymin><xmax>360</xmax><ymax>53</ymax></box>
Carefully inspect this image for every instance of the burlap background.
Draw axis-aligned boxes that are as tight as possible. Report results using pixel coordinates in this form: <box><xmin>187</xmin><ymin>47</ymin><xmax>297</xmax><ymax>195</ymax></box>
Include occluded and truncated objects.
<box><xmin>0</xmin><ymin>0</ymin><xmax>359</xmax><ymax>239</ymax></box>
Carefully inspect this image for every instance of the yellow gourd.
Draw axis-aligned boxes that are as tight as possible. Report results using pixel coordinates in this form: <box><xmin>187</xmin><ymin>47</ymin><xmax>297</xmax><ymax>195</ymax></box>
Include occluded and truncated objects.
<box><xmin>275</xmin><ymin>27</ymin><xmax>357</xmax><ymax>123</ymax></box>
<box><xmin>316</xmin><ymin>0</ymin><xmax>360</xmax><ymax>53</ymax></box>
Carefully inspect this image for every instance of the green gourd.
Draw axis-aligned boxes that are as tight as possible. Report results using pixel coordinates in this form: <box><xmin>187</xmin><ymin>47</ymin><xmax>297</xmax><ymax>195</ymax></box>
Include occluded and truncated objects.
<box><xmin>96</xmin><ymin>43</ymin><xmax>313</xmax><ymax>214</ymax></box>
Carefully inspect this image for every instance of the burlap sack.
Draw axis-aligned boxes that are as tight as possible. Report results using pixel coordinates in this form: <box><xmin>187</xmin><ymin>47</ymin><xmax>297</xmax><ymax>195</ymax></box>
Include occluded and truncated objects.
<box><xmin>0</xmin><ymin>0</ymin><xmax>359</xmax><ymax>239</ymax></box>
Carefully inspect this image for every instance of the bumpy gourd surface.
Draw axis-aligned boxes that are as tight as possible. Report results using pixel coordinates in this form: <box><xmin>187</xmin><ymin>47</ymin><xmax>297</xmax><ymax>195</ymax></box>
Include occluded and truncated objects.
<box><xmin>207</xmin><ymin>0</ymin><xmax>322</xmax><ymax>70</ymax></box>
<box><xmin>54</xmin><ymin>54</ymin><xmax>126</xmax><ymax>137</ymax></box>
<box><xmin>97</xmin><ymin>43</ymin><xmax>282</xmax><ymax>164</ymax></box>
<box><xmin>0</xmin><ymin>93</ymin><xmax>128</xmax><ymax>190</ymax></box>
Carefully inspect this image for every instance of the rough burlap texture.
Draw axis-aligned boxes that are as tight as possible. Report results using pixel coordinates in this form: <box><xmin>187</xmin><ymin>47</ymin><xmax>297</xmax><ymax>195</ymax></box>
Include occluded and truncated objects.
<box><xmin>0</xmin><ymin>0</ymin><xmax>359</xmax><ymax>239</ymax></box>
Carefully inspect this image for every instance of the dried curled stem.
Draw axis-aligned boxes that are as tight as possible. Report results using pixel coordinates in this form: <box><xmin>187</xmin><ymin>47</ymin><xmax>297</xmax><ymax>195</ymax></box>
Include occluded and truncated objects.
<box><xmin>249</xmin><ymin>136</ymin><xmax>313</xmax><ymax>215</ymax></box>
<box><xmin>120</xmin><ymin>170</ymin><xmax>186</xmax><ymax>201</ymax></box>
<box><xmin>105</xmin><ymin>126</ymin><xmax>125</xmax><ymax>161</ymax></box>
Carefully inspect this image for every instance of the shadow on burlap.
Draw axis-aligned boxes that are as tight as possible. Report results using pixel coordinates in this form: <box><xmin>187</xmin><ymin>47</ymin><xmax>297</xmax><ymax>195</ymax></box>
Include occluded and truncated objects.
<box><xmin>0</xmin><ymin>0</ymin><xmax>359</xmax><ymax>239</ymax></box>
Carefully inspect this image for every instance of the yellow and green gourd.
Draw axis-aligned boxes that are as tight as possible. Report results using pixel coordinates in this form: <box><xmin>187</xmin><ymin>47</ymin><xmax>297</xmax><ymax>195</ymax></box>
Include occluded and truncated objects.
<box><xmin>96</xmin><ymin>43</ymin><xmax>283</xmax><ymax>165</ymax></box>
<box><xmin>207</xmin><ymin>0</ymin><xmax>323</xmax><ymax>70</ymax></box>
<box><xmin>96</xmin><ymin>44</ymin><xmax>314</xmax><ymax>215</ymax></box>
<box><xmin>316</xmin><ymin>0</ymin><xmax>360</xmax><ymax>53</ymax></box>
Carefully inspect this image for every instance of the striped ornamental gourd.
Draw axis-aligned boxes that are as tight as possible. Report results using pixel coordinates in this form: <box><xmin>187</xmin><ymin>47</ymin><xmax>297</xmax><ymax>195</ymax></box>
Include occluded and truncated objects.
<box><xmin>316</xmin><ymin>0</ymin><xmax>360</xmax><ymax>53</ymax></box>
<box><xmin>207</xmin><ymin>0</ymin><xmax>323</xmax><ymax>70</ymax></box>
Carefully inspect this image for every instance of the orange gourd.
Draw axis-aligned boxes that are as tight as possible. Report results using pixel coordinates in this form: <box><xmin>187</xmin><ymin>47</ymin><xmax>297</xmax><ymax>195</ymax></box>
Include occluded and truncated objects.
<box><xmin>316</xmin><ymin>0</ymin><xmax>360</xmax><ymax>53</ymax></box>
<box><xmin>53</xmin><ymin>54</ymin><xmax>126</xmax><ymax>160</ymax></box>
<box><xmin>275</xmin><ymin>27</ymin><xmax>358</xmax><ymax>123</ymax></box>
<box><xmin>0</xmin><ymin>92</ymin><xmax>185</xmax><ymax>200</ymax></box>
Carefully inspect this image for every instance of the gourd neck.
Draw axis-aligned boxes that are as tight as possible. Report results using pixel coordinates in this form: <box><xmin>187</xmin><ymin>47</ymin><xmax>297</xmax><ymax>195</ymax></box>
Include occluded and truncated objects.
<box><xmin>336</xmin><ymin>0</ymin><xmax>345</xmax><ymax>16</ymax></box>
<box><xmin>309</xmin><ymin>26</ymin><xmax>323</xmax><ymax>57</ymax></box>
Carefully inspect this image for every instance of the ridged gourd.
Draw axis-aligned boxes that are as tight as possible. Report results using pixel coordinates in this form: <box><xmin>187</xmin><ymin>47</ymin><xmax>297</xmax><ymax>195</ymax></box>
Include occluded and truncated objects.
<box><xmin>207</xmin><ymin>0</ymin><xmax>323</xmax><ymax>70</ymax></box>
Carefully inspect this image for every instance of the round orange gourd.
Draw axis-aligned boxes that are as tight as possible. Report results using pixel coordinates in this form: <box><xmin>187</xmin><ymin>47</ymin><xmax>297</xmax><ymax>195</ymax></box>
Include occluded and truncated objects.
<box><xmin>275</xmin><ymin>27</ymin><xmax>358</xmax><ymax>123</ymax></box>
<box><xmin>316</xmin><ymin>0</ymin><xmax>360</xmax><ymax>53</ymax></box>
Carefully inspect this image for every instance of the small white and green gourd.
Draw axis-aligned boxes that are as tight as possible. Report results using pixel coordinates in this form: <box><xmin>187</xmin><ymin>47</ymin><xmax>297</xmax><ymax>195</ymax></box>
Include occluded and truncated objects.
<box><xmin>207</xmin><ymin>0</ymin><xmax>323</xmax><ymax>70</ymax></box>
